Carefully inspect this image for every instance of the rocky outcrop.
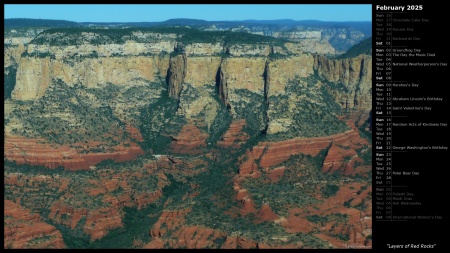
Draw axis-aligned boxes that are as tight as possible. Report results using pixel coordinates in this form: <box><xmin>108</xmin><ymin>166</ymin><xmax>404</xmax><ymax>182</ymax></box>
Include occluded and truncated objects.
<box><xmin>148</xmin><ymin>208</ymin><xmax>229</xmax><ymax>248</ymax></box>
<box><xmin>239</xmin><ymin>129</ymin><xmax>367</xmax><ymax>172</ymax></box>
<box><xmin>221</xmin><ymin>236</ymin><xmax>258</xmax><ymax>249</ymax></box>
<box><xmin>216</xmin><ymin>120</ymin><xmax>250</xmax><ymax>148</ymax></box>
<box><xmin>322</xmin><ymin>142</ymin><xmax>364</xmax><ymax>175</ymax></box>
<box><xmin>238</xmin><ymin>147</ymin><xmax>264</xmax><ymax>177</ymax></box>
<box><xmin>50</xmin><ymin>203</ymin><xmax>124</xmax><ymax>241</ymax></box>
<box><xmin>314</xmin><ymin>54</ymin><xmax>372</xmax><ymax>110</ymax></box>
<box><xmin>255</xmin><ymin>203</ymin><xmax>279</xmax><ymax>222</ymax></box>
<box><xmin>147</xmin><ymin>208</ymin><xmax>265</xmax><ymax>249</ymax></box>
<box><xmin>4</xmin><ymin>200</ymin><xmax>65</xmax><ymax>249</ymax></box>
<box><xmin>167</xmin><ymin>53</ymin><xmax>187</xmax><ymax>99</ymax></box>
<box><xmin>263</xmin><ymin>60</ymin><xmax>270</xmax><ymax>106</ymax></box>
<box><xmin>83</xmin><ymin>207</ymin><xmax>124</xmax><ymax>241</ymax></box>
<box><xmin>48</xmin><ymin>202</ymin><xmax>124</xmax><ymax>241</ymax></box>
<box><xmin>266</xmin><ymin>166</ymin><xmax>287</xmax><ymax>183</ymax></box>
<box><xmin>169</xmin><ymin>123</ymin><xmax>208</xmax><ymax>154</ymax></box>
<box><xmin>216</xmin><ymin>63</ymin><xmax>228</xmax><ymax>106</ymax></box>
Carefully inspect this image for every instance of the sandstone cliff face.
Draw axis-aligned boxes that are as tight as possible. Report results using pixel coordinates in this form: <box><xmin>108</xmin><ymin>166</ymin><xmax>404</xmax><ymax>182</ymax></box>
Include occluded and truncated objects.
<box><xmin>266</xmin><ymin>54</ymin><xmax>315</xmax><ymax>97</ymax></box>
<box><xmin>4</xmin><ymin>44</ymin><xmax>26</xmax><ymax>68</ymax></box>
<box><xmin>272</xmin><ymin>27</ymin><xmax>366</xmax><ymax>53</ymax></box>
<box><xmin>10</xmin><ymin>37</ymin><xmax>371</xmax><ymax>114</ymax></box>
<box><xmin>12</xmin><ymin>55</ymin><xmax>169</xmax><ymax>100</ymax></box>
<box><xmin>184</xmin><ymin>56</ymin><xmax>222</xmax><ymax>87</ymax></box>
<box><xmin>314</xmin><ymin>54</ymin><xmax>372</xmax><ymax>110</ymax></box>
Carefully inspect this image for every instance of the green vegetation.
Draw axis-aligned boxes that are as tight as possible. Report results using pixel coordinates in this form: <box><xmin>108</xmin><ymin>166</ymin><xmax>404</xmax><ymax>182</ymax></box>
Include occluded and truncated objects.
<box><xmin>232</xmin><ymin>89</ymin><xmax>267</xmax><ymax>137</ymax></box>
<box><xmin>334</xmin><ymin>233</ymin><xmax>350</xmax><ymax>241</ymax></box>
<box><xmin>321</xmin><ymin>184</ymin><xmax>339</xmax><ymax>198</ymax></box>
<box><xmin>47</xmin><ymin>203</ymin><xmax>163</xmax><ymax>249</ymax></box>
<box><xmin>30</xmin><ymin>26</ymin><xmax>288</xmax><ymax>46</ymax></box>
<box><xmin>9</xmin><ymin>79</ymin><xmax>129</xmax><ymax>146</ymax></box>
<box><xmin>6</xmin><ymin>77</ymin><xmax>165</xmax><ymax>149</ymax></box>
<box><xmin>242</xmin><ymin>151</ymin><xmax>328</xmax><ymax>216</ymax></box>
<box><xmin>334</xmin><ymin>37</ymin><xmax>372</xmax><ymax>59</ymax></box>
<box><xmin>306</xmin><ymin>213</ymin><xmax>349</xmax><ymax>226</ymax></box>
<box><xmin>206</xmin><ymin>90</ymin><xmax>233</xmax><ymax>145</ymax></box>
<box><xmin>296</xmin><ymin>232</ymin><xmax>330</xmax><ymax>248</ymax></box>
<box><xmin>21</xmin><ymin>50</ymin><xmax>56</xmax><ymax>59</ymax></box>
<box><xmin>138</xmin><ymin>88</ymin><xmax>185</xmax><ymax>153</ymax></box>
<box><xmin>266</xmin><ymin>75</ymin><xmax>349</xmax><ymax>141</ymax></box>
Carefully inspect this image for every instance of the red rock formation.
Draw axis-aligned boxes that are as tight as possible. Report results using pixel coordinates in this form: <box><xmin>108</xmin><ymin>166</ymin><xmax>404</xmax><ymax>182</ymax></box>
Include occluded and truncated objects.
<box><xmin>234</xmin><ymin>187</ymin><xmax>257</xmax><ymax>216</ymax></box>
<box><xmin>48</xmin><ymin>200</ymin><xmax>125</xmax><ymax>241</ymax></box>
<box><xmin>134</xmin><ymin>189</ymin><xmax>163</xmax><ymax>210</ymax></box>
<box><xmin>255</xmin><ymin>203</ymin><xmax>279</xmax><ymax>222</ymax></box>
<box><xmin>230</xmin><ymin>127</ymin><xmax>371</xmax><ymax>248</ymax></box>
<box><xmin>258</xmin><ymin>130</ymin><xmax>366</xmax><ymax>168</ymax></box>
<box><xmin>238</xmin><ymin>147</ymin><xmax>264</xmax><ymax>177</ymax></box>
<box><xmin>281</xmin><ymin>182</ymin><xmax>372</xmax><ymax>248</ymax></box>
<box><xmin>149</xmin><ymin>208</ymin><xmax>222</xmax><ymax>248</ymax></box>
<box><xmin>144</xmin><ymin>204</ymin><xmax>307</xmax><ymax>249</ymax></box>
<box><xmin>266</xmin><ymin>166</ymin><xmax>286</xmax><ymax>183</ymax></box>
<box><xmin>83</xmin><ymin>207</ymin><xmax>124</xmax><ymax>241</ymax></box>
<box><xmin>280</xmin><ymin>215</ymin><xmax>314</xmax><ymax>234</ymax></box>
<box><xmin>48</xmin><ymin>199</ymin><xmax>128</xmax><ymax>241</ymax></box>
<box><xmin>48</xmin><ymin>202</ymin><xmax>88</xmax><ymax>230</ymax></box>
<box><xmin>143</xmin><ymin>238</ymin><xmax>165</xmax><ymax>249</ymax></box>
<box><xmin>217</xmin><ymin>120</ymin><xmax>250</xmax><ymax>148</ymax></box>
<box><xmin>150</xmin><ymin>209</ymin><xmax>191</xmax><ymax>239</ymax></box>
<box><xmin>236</xmin><ymin>129</ymin><xmax>367</xmax><ymax>179</ymax></box>
<box><xmin>176</xmin><ymin>226</ymin><xmax>227</xmax><ymax>248</ymax></box>
<box><xmin>170</xmin><ymin>124</ymin><xmax>208</xmax><ymax>154</ymax></box>
<box><xmin>221</xmin><ymin>236</ymin><xmax>258</xmax><ymax>249</ymax></box>
<box><xmin>81</xmin><ymin>142</ymin><xmax>144</xmax><ymax>165</ymax></box>
<box><xmin>4</xmin><ymin>135</ymin><xmax>89</xmax><ymax>169</ymax></box>
<box><xmin>4</xmin><ymin>200</ymin><xmax>66</xmax><ymax>249</ymax></box>
<box><xmin>322</xmin><ymin>142</ymin><xmax>358</xmax><ymax>174</ymax></box>
<box><xmin>4</xmin><ymin>134</ymin><xmax>144</xmax><ymax>170</ymax></box>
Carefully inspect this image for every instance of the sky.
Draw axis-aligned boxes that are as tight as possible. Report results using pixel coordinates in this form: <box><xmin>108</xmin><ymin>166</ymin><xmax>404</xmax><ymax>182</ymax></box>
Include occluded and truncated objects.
<box><xmin>4</xmin><ymin>4</ymin><xmax>371</xmax><ymax>23</ymax></box>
